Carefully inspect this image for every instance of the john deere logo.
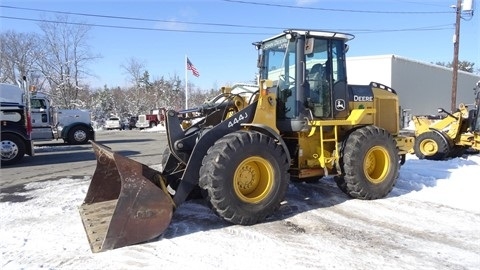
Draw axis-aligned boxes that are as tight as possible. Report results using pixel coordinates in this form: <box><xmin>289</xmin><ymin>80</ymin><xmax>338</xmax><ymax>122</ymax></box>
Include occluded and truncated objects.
<box><xmin>335</xmin><ymin>99</ymin><xmax>345</xmax><ymax>111</ymax></box>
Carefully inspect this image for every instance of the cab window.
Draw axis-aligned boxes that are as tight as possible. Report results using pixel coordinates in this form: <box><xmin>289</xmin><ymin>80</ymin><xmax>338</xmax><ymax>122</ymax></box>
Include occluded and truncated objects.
<box><xmin>31</xmin><ymin>99</ymin><xmax>46</xmax><ymax>109</ymax></box>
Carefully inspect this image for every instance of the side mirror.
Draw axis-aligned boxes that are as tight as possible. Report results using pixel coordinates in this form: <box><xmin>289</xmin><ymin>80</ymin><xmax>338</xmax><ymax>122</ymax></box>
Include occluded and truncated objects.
<box><xmin>305</xmin><ymin>38</ymin><xmax>314</xmax><ymax>55</ymax></box>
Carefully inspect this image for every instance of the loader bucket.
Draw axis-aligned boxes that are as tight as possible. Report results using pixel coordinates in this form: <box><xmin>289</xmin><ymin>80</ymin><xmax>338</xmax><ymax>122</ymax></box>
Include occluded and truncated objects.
<box><xmin>79</xmin><ymin>142</ymin><xmax>173</xmax><ymax>253</ymax></box>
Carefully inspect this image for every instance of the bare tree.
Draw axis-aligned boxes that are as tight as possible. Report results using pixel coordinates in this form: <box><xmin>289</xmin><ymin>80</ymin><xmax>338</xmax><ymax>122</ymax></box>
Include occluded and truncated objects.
<box><xmin>0</xmin><ymin>30</ymin><xmax>43</xmax><ymax>86</ymax></box>
<box><xmin>37</xmin><ymin>15</ymin><xmax>100</xmax><ymax>108</ymax></box>
<box><xmin>121</xmin><ymin>57</ymin><xmax>147</xmax><ymax>86</ymax></box>
<box><xmin>121</xmin><ymin>58</ymin><xmax>151</xmax><ymax>114</ymax></box>
<box><xmin>435</xmin><ymin>60</ymin><xmax>476</xmax><ymax>73</ymax></box>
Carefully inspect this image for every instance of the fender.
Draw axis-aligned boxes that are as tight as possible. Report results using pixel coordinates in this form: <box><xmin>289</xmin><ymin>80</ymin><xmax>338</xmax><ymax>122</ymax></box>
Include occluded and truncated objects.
<box><xmin>60</xmin><ymin>122</ymin><xmax>95</xmax><ymax>140</ymax></box>
<box><xmin>241</xmin><ymin>123</ymin><xmax>292</xmax><ymax>165</ymax></box>
<box><xmin>428</xmin><ymin>128</ymin><xmax>453</xmax><ymax>148</ymax></box>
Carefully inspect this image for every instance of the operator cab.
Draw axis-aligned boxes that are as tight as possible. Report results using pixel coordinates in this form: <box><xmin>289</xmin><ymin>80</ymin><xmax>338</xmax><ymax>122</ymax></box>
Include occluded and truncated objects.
<box><xmin>255</xmin><ymin>29</ymin><xmax>354</xmax><ymax>131</ymax></box>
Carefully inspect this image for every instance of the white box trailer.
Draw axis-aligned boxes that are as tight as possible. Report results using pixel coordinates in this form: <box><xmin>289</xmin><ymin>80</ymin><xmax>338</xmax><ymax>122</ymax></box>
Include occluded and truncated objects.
<box><xmin>346</xmin><ymin>55</ymin><xmax>480</xmax><ymax>117</ymax></box>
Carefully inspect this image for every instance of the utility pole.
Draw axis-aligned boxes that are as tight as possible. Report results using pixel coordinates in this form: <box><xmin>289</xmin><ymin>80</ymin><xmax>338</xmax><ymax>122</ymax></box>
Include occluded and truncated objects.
<box><xmin>450</xmin><ymin>0</ymin><xmax>462</xmax><ymax>113</ymax></box>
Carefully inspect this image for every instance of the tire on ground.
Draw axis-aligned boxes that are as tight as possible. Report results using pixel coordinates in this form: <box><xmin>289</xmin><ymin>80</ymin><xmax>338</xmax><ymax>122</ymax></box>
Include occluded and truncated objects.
<box><xmin>448</xmin><ymin>146</ymin><xmax>468</xmax><ymax>158</ymax></box>
<box><xmin>335</xmin><ymin>125</ymin><xmax>399</xmax><ymax>200</ymax></box>
<box><xmin>199</xmin><ymin>130</ymin><xmax>289</xmax><ymax>225</ymax></box>
<box><xmin>1</xmin><ymin>133</ymin><xmax>26</xmax><ymax>166</ymax></box>
<box><xmin>67</xmin><ymin>125</ymin><xmax>90</xmax><ymax>145</ymax></box>
<box><xmin>413</xmin><ymin>131</ymin><xmax>451</xmax><ymax>160</ymax></box>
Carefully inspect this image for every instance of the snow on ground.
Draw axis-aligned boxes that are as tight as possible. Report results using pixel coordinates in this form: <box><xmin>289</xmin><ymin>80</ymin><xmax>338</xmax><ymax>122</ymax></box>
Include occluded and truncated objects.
<box><xmin>1</xmin><ymin>151</ymin><xmax>480</xmax><ymax>269</ymax></box>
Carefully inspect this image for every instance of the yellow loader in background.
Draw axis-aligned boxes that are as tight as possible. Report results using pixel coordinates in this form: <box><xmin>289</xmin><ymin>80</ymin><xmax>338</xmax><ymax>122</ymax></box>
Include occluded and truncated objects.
<box><xmin>412</xmin><ymin>82</ymin><xmax>480</xmax><ymax>160</ymax></box>
<box><xmin>79</xmin><ymin>29</ymin><xmax>414</xmax><ymax>253</ymax></box>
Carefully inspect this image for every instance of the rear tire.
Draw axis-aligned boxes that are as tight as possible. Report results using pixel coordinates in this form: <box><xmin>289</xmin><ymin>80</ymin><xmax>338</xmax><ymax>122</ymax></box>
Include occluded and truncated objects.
<box><xmin>1</xmin><ymin>133</ymin><xmax>26</xmax><ymax>166</ymax></box>
<box><xmin>414</xmin><ymin>131</ymin><xmax>450</xmax><ymax>160</ymax></box>
<box><xmin>335</xmin><ymin>126</ymin><xmax>399</xmax><ymax>200</ymax></box>
<box><xmin>199</xmin><ymin>130</ymin><xmax>289</xmax><ymax>225</ymax></box>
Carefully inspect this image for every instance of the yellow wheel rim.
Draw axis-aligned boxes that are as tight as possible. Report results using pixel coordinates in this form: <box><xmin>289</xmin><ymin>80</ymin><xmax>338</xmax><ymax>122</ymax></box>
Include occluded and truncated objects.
<box><xmin>233</xmin><ymin>156</ymin><xmax>274</xmax><ymax>203</ymax></box>
<box><xmin>419</xmin><ymin>138</ymin><xmax>438</xmax><ymax>156</ymax></box>
<box><xmin>363</xmin><ymin>146</ymin><xmax>390</xmax><ymax>184</ymax></box>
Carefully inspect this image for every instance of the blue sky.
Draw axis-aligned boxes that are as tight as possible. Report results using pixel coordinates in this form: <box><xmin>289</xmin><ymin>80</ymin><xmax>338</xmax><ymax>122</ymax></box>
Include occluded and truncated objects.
<box><xmin>1</xmin><ymin>0</ymin><xmax>479</xmax><ymax>90</ymax></box>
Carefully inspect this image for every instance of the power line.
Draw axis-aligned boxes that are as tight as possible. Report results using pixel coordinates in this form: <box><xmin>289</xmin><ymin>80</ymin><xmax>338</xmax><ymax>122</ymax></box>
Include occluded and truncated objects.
<box><xmin>221</xmin><ymin>0</ymin><xmax>454</xmax><ymax>14</ymax></box>
<box><xmin>0</xmin><ymin>5</ymin><xmax>284</xmax><ymax>30</ymax></box>
<box><xmin>0</xmin><ymin>15</ymin><xmax>274</xmax><ymax>35</ymax></box>
<box><xmin>390</xmin><ymin>0</ymin><xmax>448</xmax><ymax>8</ymax></box>
<box><xmin>0</xmin><ymin>4</ymin><xmax>455</xmax><ymax>35</ymax></box>
<box><xmin>0</xmin><ymin>3</ymin><xmax>454</xmax><ymax>35</ymax></box>
<box><xmin>354</xmin><ymin>25</ymin><xmax>452</xmax><ymax>34</ymax></box>
<box><xmin>0</xmin><ymin>15</ymin><xmax>453</xmax><ymax>36</ymax></box>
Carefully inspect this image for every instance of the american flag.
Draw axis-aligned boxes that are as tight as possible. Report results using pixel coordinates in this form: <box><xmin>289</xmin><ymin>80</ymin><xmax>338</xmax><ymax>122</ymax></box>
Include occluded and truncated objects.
<box><xmin>187</xmin><ymin>57</ymin><xmax>200</xmax><ymax>77</ymax></box>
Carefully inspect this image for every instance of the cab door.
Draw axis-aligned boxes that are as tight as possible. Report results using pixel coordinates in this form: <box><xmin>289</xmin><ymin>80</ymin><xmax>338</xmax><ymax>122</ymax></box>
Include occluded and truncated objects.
<box><xmin>30</xmin><ymin>98</ymin><xmax>50</xmax><ymax>127</ymax></box>
<box><xmin>304</xmin><ymin>37</ymin><xmax>349</xmax><ymax>119</ymax></box>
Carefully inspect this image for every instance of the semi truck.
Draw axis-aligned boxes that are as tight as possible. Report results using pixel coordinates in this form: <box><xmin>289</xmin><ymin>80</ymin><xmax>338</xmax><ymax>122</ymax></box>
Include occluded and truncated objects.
<box><xmin>1</xmin><ymin>83</ymin><xmax>35</xmax><ymax>165</ymax></box>
<box><xmin>0</xmin><ymin>82</ymin><xmax>95</xmax><ymax>145</ymax></box>
<box><xmin>136</xmin><ymin>108</ymin><xmax>165</xmax><ymax>129</ymax></box>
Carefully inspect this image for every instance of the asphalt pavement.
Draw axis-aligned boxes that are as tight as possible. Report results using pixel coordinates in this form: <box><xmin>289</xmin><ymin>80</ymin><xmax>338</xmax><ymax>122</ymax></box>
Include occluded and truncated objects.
<box><xmin>0</xmin><ymin>129</ymin><xmax>167</xmax><ymax>189</ymax></box>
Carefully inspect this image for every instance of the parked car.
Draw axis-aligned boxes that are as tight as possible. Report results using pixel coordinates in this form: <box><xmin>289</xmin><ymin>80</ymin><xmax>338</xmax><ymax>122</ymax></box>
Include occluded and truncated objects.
<box><xmin>128</xmin><ymin>116</ymin><xmax>138</xmax><ymax>130</ymax></box>
<box><xmin>105</xmin><ymin>116</ymin><xmax>123</xmax><ymax>130</ymax></box>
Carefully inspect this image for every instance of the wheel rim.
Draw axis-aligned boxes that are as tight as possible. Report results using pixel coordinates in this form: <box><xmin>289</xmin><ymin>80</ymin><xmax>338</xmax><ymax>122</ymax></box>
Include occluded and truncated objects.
<box><xmin>363</xmin><ymin>146</ymin><xmax>390</xmax><ymax>184</ymax></box>
<box><xmin>419</xmin><ymin>138</ymin><xmax>438</xmax><ymax>156</ymax></box>
<box><xmin>1</xmin><ymin>140</ymin><xmax>18</xmax><ymax>160</ymax></box>
<box><xmin>233</xmin><ymin>156</ymin><xmax>274</xmax><ymax>203</ymax></box>
<box><xmin>74</xmin><ymin>130</ymin><xmax>87</xmax><ymax>142</ymax></box>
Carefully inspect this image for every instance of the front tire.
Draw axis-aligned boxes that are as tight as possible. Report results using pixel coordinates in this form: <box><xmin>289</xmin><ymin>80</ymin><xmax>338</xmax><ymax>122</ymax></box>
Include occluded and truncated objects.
<box><xmin>1</xmin><ymin>133</ymin><xmax>26</xmax><ymax>166</ymax></box>
<box><xmin>413</xmin><ymin>131</ymin><xmax>451</xmax><ymax>160</ymax></box>
<box><xmin>67</xmin><ymin>126</ymin><xmax>90</xmax><ymax>145</ymax></box>
<box><xmin>335</xmin><ymin>126</ymin><xmax>399</xmax><ymax>200</ymax></box>
<box><xmin>199</xmin><ymin>130</ymin><xmax>289</xmax><ymax>225</ymax></box>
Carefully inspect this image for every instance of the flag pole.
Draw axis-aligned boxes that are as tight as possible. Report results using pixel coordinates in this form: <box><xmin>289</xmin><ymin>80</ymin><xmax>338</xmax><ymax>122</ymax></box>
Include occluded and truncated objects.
<box><xmin>185</xmin><ymin>55</ymin><xmax>188</xmax><ymax>109</ymax></box>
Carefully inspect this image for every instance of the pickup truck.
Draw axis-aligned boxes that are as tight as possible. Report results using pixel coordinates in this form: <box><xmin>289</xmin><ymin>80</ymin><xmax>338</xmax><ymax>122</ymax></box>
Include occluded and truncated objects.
<box><xmin>105</xmin><ymin>116</ymin><xmax>124</xmax><ymax>130</ymax></box>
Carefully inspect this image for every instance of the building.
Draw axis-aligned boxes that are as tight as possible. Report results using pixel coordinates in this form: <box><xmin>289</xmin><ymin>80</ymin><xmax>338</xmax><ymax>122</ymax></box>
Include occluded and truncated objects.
<box><xmin>346</xmin><ymin>55</ymin><xmax>480</xmax><ymax>116</ymax></box>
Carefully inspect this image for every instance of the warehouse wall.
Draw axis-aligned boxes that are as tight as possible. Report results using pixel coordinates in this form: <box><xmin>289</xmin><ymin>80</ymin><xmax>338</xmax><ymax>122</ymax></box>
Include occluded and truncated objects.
<box><xmin>346</xmin><ymin>55</ymin><xmax>480</xmax><ymax>116</ymax></box>
<box><xmin>346</xmin><ymin>55</ymin><xmax>393</xmax><ymax>87</ymax></box>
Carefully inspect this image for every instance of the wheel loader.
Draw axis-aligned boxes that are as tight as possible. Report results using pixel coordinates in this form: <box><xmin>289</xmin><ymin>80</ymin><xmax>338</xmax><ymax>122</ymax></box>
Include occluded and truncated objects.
<box><xmin>411</xmin><ymin>82</ymin><xmax>480</xmax><ymax>160</ymax></box>
<box><xmin>79</xmin><ymin>29</ymin><xmax>414</xmax><ymax>253</ymax></box>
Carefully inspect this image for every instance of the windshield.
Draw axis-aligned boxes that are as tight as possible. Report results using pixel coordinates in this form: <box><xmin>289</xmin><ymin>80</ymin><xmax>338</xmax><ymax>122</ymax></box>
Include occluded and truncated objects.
<box><xmin>259</xmin><ymin>36</ymin><xmax>296</xmax><ymax>89</ymax></box>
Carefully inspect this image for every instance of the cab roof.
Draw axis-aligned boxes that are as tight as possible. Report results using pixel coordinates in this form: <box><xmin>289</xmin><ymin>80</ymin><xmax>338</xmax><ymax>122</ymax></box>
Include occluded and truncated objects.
<box><xmin>259</xmin><ymin>29</ymin><xmax>355</xmax><ymax>44</ymax></box>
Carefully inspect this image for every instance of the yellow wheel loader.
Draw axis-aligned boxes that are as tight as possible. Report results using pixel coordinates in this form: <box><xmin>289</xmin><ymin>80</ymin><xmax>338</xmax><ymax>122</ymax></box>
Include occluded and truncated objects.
<box><xmin>412</xmin><ymin>84</ymin><xmax>480</xmax><ymax>160</ymax></box>
<box><xmin>79</xmin><ymin>29</ymin><xmax>414</xmax><ymax>253</ymax></box>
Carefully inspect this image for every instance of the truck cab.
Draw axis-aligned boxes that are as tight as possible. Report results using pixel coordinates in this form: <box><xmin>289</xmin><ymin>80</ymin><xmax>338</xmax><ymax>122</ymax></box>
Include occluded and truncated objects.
<box><xmin>136</xmin><ymin>108</ymin><xmax>165</xmax><ymax>129</ymax></box>
<box><xmin>29</xmin><ymin>92</ymin><xmax>95</xmax><ymax>144</ymax></box>
<box><xmin>30</xmin><ymin>94</ymin><xmax>55</xmax><ymax>140</ymax></box>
